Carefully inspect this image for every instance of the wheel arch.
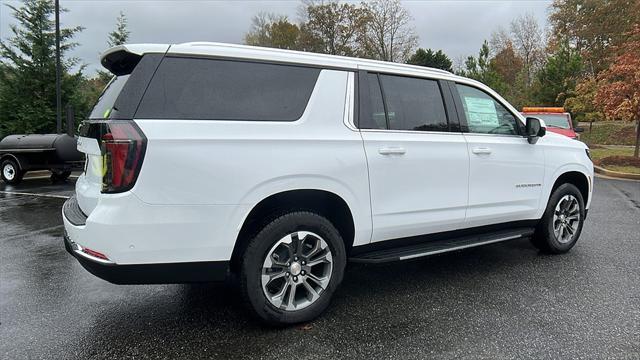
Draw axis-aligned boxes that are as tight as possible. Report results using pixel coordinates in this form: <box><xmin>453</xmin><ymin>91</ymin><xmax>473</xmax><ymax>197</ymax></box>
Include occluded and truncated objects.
<box><xmin>549</xmin><ymin>170</ymin><xmax>590</xmax><ymax>208</ymax></box>
<box><xmin>0</xmin><ymin>153</ymin><xmax>24</xmax><ymax>170</ymax></box>
<box><xmin>230</xmin><ymin>189</ymin><xmax>356</xmax><ymax>273</ymax></box>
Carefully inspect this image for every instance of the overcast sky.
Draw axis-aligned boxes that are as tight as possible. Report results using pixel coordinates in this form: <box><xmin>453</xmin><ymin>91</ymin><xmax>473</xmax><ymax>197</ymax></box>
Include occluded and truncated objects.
<box><xmin>0</xmin><ymin>0</ymin><xmax>552</xmax><ymax>75</ymax></box>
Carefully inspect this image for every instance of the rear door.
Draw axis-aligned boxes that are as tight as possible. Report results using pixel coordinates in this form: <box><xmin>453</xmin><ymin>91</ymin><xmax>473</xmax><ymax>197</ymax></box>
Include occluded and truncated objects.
<box><xmin>452</xmin><ymin>83</ymin><xmax>545</xmax><ymax>227</ymax></box>
<box><xmin>359</xmin><ymin>72</ymin><xmax>469</xmax><ymax>242</ymax></box>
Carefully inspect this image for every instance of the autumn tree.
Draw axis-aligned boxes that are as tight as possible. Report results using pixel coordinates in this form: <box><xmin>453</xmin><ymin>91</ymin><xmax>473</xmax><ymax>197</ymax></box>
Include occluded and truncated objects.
<box><xmin>300</xmin><ymin>2</ymin><xmax>369</xmax><ymax>56</ymax></box>
<box><xmin>490</xmin><ymin>42</ymin><xmax>523</xmax><ymax>86</ymax></box>
<box><xmin>564</xmin><ymin>77</ymin><xmax>602</xmax><ymax>125</ymax></box>
<box><xmin>0</xmin><ymin>0</ymin><xmax>88</xmax><ymax>136</ymax></box>
<box><xmin>549</xmin><ymin>0</ymin><xmax>640</xmax><ymax>75</ymax></box>
<box><xmin>361</xmin><ymin>0</ymin><xmax>417</xmax><ymax>62</ymax></box>
<box><xmin>509</xmin><ymin>13</ymin><xmax>545</xmax><ymax>86</ymax></box>
<box><xmin>406</xmin><ymin>48</ymin><xmax>452</xmax><ymax>72</ymax></box>
<box><xmin>245</xmin><ymin>13</ymin><xmax>301</xmax><ymax>50</ymax></box>
<box><xmin>594</xmin><ymin>25</ymin><xmax>640</xmax><ymax>157</ymax></box>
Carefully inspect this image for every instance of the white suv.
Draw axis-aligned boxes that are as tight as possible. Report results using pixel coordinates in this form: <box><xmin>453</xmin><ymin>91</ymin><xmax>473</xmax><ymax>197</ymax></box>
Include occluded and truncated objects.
<box><xmin>63</xmin><ymin>42</ymin><xmax>593</xmax><ymax>325</ymax></box>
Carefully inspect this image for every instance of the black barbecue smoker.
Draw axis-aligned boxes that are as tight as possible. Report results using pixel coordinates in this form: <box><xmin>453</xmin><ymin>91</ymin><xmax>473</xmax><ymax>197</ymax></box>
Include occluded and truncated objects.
<box><xmin>0</xmin><ymin>110</ymin><xmax>84</xmax><ymax>185</ymax></box>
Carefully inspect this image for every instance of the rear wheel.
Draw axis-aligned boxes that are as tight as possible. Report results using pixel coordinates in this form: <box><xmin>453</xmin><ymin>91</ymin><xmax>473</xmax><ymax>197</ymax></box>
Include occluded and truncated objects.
<box><xmin>532</xmin><ymin>183</ymin><xmax>585</xmax><ymax>254</ymax></box>
<box><xmin>1</xmin><ymin>159</ymin><xmax>23</xmax><ymax>185</ymax></box>
<box><xmin>239</xmin><ymin>211</ymin><xmax>346</xmax><ymax>325</ymax></box>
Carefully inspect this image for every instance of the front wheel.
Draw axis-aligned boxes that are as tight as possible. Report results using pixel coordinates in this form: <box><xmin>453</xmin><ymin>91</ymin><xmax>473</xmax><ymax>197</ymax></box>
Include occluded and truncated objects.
<box><xmin>1</xmin><ymin>159</ymin><xmax>23</xmax><ymax>185</ymax></box>
<box><xmin>239</xmin><ymin>211</ymin><xmax>346</xmax><ymax>325</ymax></box>
<box><xmin>532</xmin><ymin>183</ymin><xmax>585</xmax><ymax>254</ymax></box>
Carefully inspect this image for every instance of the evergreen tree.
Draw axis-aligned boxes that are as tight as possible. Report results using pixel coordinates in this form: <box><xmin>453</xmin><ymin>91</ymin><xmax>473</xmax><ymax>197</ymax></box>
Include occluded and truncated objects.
<box><xmin>532</xmin><ymin>41</ymin><xmax>582</xmax><ymax>106</ymax></box>
<box><xmin>108</xmin><ymin>11</ymin><xmax>130</xmax><ymax>47</ymax></box>
<box><xmin>0</xmin><ymin>0</ymin><xmax>85</xmax><ymax>137</ymax></box>
<box><xmin>459</xmin><ymin>41</ymin><xmax>507</xmax><ymax>95</ymax></box>
<box><xmin>97</xmin><ymin>11</ymin><xmax>130</xmax><ymax>84</ymax></box>
<box><xmin>406</xmin><ymin>48</ymin><xmax>453</xmax><ymax>72</ymax></box>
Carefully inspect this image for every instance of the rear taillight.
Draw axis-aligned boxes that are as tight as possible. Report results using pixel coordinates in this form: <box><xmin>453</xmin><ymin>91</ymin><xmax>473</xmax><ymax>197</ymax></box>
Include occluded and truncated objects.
<box><xmin>100</xmin><ymin>122</ymin><xmax>146</xmax><ymax>193</ymax></box>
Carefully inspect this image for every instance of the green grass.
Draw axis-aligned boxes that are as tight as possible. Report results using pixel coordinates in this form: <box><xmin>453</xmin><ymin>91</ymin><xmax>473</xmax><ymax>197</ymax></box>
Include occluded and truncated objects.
<box><xmin>579</xmin><ymin>122</ymin><xmax>637</xmax><ymax>146</ymax></box>
<box><xmin>589</xmin><ymin>147</ymin><xmax>634</xmax><ymax>160</ymax></box>
<box><xmin>589</xmin><ymin>146</ymin><xmax>640</xmax><ymax>174</ymax></box>
<box><xmin>604</xmin><ymin>165</ymin><xmax>640</xmax><ymax>175</ymax></box>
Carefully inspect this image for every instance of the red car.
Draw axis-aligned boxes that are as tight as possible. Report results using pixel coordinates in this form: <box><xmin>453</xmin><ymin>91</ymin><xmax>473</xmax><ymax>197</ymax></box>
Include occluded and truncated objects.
<box><xmin>521</xmin><ymin>107</ymin><xmax>584</xmax><ymax>140</ymax></box>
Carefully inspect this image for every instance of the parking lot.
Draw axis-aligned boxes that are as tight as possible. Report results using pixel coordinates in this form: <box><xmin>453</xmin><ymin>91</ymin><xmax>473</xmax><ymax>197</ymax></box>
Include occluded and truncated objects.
<box><xmin>1</xmin><ymin>175</ymin><xmax>638</xmax><ymax>359</ymax></box>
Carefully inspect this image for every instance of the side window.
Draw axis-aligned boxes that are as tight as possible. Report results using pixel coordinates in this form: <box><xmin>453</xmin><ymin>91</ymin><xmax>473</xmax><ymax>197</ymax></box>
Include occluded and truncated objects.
<box><xmin>379</xmin><ymin>74</ymin><xmax>448</xmax><ymax>132</ymax></box>
<box><xmin>136</xmin><ymin>57</ymin><xmax>320</xmax><ymax>121</ymax></box>
<box><xmin>359</xmin><ymin>73</ymin><xmax>387</xmax><ymax>129</ymax></box>
<box><xmin>456</xmin><ymin>84</ymin><xmax>519</xmax><ymax>135</ymax></box>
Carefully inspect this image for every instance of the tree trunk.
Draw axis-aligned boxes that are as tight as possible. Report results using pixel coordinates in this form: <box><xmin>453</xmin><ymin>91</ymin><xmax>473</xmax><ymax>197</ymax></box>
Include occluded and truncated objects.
<box><xmin>634</xmin><ymin>118</ymin><xmax>640</xmax><ymax>158</ymax></box>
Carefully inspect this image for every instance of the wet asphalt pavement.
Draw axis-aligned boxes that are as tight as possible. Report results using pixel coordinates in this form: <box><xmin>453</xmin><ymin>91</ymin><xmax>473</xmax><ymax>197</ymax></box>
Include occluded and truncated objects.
<box><xmin>1</xmin><ymin>176</ymin><xmax>639</xmax><ymax>359</ymax></box>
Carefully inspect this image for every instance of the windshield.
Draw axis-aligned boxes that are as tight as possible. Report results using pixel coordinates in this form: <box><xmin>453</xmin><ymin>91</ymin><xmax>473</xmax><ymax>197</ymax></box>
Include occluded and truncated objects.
<box><xmin>533</xmin><ymin>114</ymin><xmax>571</xmax><ymax>129</ymax></box>
<box><xmin>89</xmin><ymin>75</ymin><xmax>130</xmax><ymax>119</ymax></box>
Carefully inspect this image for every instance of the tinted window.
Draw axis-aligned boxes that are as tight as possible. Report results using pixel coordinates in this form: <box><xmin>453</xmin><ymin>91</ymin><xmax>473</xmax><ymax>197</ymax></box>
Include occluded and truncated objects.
<box><xmin>359</xmin><ymin>73</ymin><xmax>387</xmax><ymax>129</ymax></box>
<box><xmin>380</xmin><ymin>74</ymin><xmax>448</xmax><ymax>132</ymax></box>
<box><xmin>456</xmin><ymin>84</ymin><xmax>519</xmax><ymax>135</ymax></box>
<box><xmin>136</xmin><ymin>57</ymin><xmax>320</xmax><ymax>121</ymax></box>
<box><xmin>89</xmin><ymin>75</ymin><xmax>129</xmax><ymax>119</ymax></box>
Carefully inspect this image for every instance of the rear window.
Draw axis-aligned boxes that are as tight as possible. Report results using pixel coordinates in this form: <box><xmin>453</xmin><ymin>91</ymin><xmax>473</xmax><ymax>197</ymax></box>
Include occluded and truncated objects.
<box><xmin>135</xmin><ymin>57</ymin><xmax>321</xmax><ymax>121</ymax></box>
<box><xmin>89</xmin><ymin>75</ymin><xmax>130</xmax><ymax>119</ymax></box>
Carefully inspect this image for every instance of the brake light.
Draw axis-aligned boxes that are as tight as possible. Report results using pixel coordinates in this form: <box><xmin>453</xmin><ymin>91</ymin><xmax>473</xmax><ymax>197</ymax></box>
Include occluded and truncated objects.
<box><xmin>101</xmin><ymin>122</ymin><xmax>146</xmax><ymax>193</ymax></box>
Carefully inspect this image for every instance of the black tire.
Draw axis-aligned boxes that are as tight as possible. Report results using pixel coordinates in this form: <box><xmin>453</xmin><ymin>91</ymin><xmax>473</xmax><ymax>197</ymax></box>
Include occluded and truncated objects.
<box><xmin>532</xmin><ymin>183</ymin><xmax>585</xmax><ymax>254</ymax></box>
<box><xmin>50</xmin><ymin>169</ymin><xmax>71</xmax><ymax>182</ymax></box>
<box><xmin>239</xmin><ymin>211</ymin><xmax>346</xmax><ymax>325</ymax></box>
<box><xmin>1</xmin><ymin>159</ymin><xmax>23</xmax><ymax>185</ymax></box>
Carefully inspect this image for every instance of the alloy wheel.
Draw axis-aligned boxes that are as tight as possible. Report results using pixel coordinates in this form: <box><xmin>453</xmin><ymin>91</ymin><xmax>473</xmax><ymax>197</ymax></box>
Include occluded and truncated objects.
<box><xmin>261</xmin><ymin>231</ymin><xmax>333</xmax><ymax>311</ymax></box>
<box><xmin>552</xmin><ymin>194</ymin><xmax>580</xmax><ymax>244</ymax></box>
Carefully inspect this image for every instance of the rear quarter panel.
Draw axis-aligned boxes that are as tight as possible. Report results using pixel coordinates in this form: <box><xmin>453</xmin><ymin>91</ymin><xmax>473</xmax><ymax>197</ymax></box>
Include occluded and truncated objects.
<box><xmin>131</xmin><ymin>70</ymin><xmax>372</xmax><ymax>260</ymax></box>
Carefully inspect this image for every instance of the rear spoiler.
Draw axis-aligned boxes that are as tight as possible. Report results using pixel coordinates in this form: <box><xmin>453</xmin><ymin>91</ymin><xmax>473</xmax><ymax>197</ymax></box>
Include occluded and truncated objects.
<box><xmin>100</xmin><ymin>44</ymin><xmax>170</xmax><ymax>75</ymax></box>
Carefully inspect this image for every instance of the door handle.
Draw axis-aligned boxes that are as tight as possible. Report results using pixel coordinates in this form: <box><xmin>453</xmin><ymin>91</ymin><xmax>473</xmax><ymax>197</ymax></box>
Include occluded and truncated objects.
<box><xmin>378</xmin><ymin>147</ymin><xmax>406</xmax><ymax>155</ymax></box>
<box><xmin>472</xmin><ymin>147</ymin><xmax>492</xmax><ymax>155</ymax></box>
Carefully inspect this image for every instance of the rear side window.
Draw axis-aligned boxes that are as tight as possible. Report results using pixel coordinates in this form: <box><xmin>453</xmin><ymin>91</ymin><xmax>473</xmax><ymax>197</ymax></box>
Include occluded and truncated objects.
<box><xmin>136</xmin><ymin>57</ymin><xmax>320</xmax><ymax>121</ymax></box>
<box><xmin>379</xmin><ymin>74</ymin><xmax>448</xmax><ymax>132</ymax></box>
<box><xmin>359</xmin><ymin>73</ymin><xmax>448</xmax><ymax>132</ymax></box>
<box><xmin>89</xmin><ymin>75</ymin><xmax>130</xmax><ymax>119</ymax></box>
<box><xmin>360</xmin><ymin>73</ymin><xmax>387</xmax><ymax>129</ymax></box>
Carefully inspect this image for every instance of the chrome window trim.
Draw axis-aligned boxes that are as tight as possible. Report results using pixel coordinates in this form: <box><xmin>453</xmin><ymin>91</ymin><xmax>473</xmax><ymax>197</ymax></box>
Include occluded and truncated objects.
<box><xmin>343</xmin><ymin>72</ymin><xmax>358</xmax><ymax>131</ymax></box>
<box><xmin>360</xmin><ymin>128</ymin><xmax>462</xmax><ymax>136</ymax></box>
<box><xmin>461</xmin><ymin>132</ymin><xmax>526</xmax><ymax>139</ymax></box>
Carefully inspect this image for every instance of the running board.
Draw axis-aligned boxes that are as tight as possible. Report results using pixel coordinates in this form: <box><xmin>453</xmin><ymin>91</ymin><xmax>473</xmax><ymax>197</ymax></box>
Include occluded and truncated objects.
<box><xmin>349</xmin><ymin>228</ymin><xmax>535</xmax><ymax>264</ymax></box>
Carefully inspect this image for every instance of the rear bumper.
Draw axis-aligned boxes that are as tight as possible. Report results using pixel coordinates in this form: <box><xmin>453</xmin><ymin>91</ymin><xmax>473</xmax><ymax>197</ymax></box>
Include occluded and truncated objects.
<box><xmin>62</xmin><ymin>198</ymin><xmax>229</xmax><ymax>284</ymax></box>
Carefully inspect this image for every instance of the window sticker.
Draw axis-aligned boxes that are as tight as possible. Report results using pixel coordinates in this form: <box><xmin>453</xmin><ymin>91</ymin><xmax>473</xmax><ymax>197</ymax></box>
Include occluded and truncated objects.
<box><xmin>464</xmin><ymin>97</ymin><xmax>498</xmax><ymax>128</ymax></box>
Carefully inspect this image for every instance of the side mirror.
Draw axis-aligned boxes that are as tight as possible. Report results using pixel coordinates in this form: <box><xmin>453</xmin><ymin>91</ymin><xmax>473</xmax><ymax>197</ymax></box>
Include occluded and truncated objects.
<box><xmin>525</xmin><ymin>117</ymin><xmax>546</xmax><ymax>144</ymax></box>
<box><xmin>574</xmin><ymin>127</ymin><xmax>584</xmax><ymax>133</ymax></box>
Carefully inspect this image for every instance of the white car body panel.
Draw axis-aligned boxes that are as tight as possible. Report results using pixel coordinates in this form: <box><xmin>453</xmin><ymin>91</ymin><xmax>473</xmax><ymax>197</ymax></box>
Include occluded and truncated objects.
<box><xmin>361</xmin><ymin>130</ymin><xmax>469</xmax><ymax>242</ymax></box>
<box><xmin>463</xmin><ymin>133</ymin><xmax>545</xmax><ymax>227</ymax></box>
<box><xmin>63</xmin><ymin>42</ymin><xmax>594</xmax><ymax>270</ymax></box>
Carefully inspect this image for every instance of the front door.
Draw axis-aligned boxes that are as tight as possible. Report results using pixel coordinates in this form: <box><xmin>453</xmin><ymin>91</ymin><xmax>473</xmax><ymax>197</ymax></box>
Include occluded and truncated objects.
<box><xmin>453</xmin><ymin>83</ymin><xmax>545</xmax><ymax>227</ymax></box>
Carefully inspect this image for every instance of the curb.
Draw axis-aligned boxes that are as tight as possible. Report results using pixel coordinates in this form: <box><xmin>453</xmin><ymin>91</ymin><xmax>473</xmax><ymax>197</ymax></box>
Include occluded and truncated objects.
<box><xmin>593</xmin><ymin>165</ymin><xmax>640</xmax><ymax>180</ymax></box>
